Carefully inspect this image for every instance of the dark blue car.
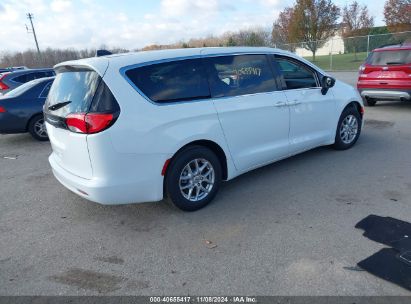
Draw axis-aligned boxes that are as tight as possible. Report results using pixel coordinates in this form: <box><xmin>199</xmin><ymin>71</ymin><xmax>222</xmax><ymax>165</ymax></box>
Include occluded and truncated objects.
<box><xmin>0</xmin><ymin>77</ymin><xmax>54</xmax><ymax>141</ymax></box>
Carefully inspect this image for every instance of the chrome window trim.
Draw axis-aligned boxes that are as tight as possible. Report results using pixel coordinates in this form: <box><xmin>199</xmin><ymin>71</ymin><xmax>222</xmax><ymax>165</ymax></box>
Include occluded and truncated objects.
<box><xmin>119</xmin><ymin>51</ymin><xmax>282</xmax><ymax>106</ymax></box>
<box><xmin>38</xmin><ymin>81</ymin><xmax>52</xmax><ymax>99</ymax></box>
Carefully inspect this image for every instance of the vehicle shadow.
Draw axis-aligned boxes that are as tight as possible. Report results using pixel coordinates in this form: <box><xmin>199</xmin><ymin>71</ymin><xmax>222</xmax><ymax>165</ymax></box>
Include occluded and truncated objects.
<box><xmin>66</xmin><ymin>126</ymin><xmax>388</xmax><ymax>235</ymax></box>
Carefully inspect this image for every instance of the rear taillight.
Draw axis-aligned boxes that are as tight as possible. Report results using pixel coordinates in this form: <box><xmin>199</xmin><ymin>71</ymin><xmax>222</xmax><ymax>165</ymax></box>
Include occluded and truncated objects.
<box><xmin>0</xmin><ymin>83</ymin><xmax>8</xmax><ymax>90</ymax></box>
<box><xmin>66</xmin><ymin>113</ymin><xmax>115</xmax><ymax>134</ymax></box>
<box><xmin>0</xmin><ymin>106</ymin><xmax>6</xmax><ymax>113</ymax></box>
<box><xmin>359</xmin><ymin>65</ymin><xmax>365</xmax><ymax>74</ymax></box>
<box><xmin>0</xmin><ymin>74</ymin><xmax>9</xmax><ymax>90</ymax></box>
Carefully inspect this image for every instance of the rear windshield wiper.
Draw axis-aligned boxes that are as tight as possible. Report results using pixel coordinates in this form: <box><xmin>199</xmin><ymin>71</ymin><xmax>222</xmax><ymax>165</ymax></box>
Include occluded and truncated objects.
<box><xmin>48</xmin><ymin>101</ymin><xmax>71</xmax><ymax>111</ymax></box>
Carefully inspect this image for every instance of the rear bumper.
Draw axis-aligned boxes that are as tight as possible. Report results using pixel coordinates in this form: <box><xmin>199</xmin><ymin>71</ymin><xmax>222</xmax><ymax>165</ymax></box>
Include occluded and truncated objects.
<box><xmin>49</xmin><ymin>153</ymin><xmax>165</xmax><ymax>205</ymax></box>
<box><xmin>358</xmin><ymin>89</ymin><xmax>411</xmax><ymax>101</ymax></box>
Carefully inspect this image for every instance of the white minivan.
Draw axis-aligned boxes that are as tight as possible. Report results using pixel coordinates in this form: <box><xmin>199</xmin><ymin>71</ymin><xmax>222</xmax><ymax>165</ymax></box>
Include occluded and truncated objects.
<box><xmin>44</xmin><ymin>47</ymin><xmax>364</xmax><ymax>211</ymax></box>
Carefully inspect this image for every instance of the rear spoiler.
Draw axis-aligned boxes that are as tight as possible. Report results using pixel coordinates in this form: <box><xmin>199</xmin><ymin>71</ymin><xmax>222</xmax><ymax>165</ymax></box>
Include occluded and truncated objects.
<box><xmin>378</xmin><ymin>42</ymin><xmax>403</xmax><ymax>49</ymax></box>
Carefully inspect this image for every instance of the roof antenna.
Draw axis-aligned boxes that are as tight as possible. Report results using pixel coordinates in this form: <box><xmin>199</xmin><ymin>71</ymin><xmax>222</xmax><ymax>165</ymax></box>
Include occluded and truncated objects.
<box><xmin>96</xmin><ymin>49</ymin><xmax>112</xmax><ymax>57</ymax></box>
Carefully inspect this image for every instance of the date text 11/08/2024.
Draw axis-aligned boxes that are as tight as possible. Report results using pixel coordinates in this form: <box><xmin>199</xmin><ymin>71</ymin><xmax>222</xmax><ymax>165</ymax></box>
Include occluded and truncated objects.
<box><xmin>149</xmin><ymin>296</ymin><xmax>257</xmax><ymax>303</ymax></box>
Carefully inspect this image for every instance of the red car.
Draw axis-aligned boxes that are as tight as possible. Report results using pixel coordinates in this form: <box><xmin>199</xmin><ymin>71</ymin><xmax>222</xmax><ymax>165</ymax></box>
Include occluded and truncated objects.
<box><xmin>357</xmin><ymin>43</ymin><xmax>411</xmax><ymax>106</ymax></box>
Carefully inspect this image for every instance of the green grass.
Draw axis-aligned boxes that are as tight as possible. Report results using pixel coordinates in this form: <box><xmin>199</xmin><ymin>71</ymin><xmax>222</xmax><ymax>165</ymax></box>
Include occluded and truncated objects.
<box><xmin>303</xmin><ymin>52</ymin><xmax>368</xmax><ymax>71</ymax></box>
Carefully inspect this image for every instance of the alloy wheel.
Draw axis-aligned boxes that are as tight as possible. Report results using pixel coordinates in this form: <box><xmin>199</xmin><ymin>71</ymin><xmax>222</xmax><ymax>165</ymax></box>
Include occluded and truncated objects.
<box><xmin>340</xmin><ymin>114</ymin><xmax>358</xmax><ymax>144</ymax></box>
<box><xmin>34</xmin><ymin>118</ymin><xmax>48</xmax><ymax>138</ymax></box>
<box><xmin>179</xmin><ymin>158</ymin><xmax>215</xmax><ymax>202</ymax></box>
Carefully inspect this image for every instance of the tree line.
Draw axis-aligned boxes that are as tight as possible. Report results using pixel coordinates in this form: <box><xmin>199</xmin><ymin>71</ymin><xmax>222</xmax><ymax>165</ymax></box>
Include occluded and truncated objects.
<box><xmin>272</xmin><ymin>0</ymin><xmax>410</xmax><ymax>60</ymax></box>
<box><xmin>1</xmin><ymin>0</ymin><xmax>410</xmax><ymax>68</ymax></box>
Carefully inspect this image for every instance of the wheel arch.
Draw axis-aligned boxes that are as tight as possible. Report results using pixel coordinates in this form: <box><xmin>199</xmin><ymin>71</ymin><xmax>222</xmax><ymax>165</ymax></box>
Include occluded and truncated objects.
<box><xmin>333</xmin><ymin>100</ymin><xmax>363</xmax><ymax>150</ymax></box>
<box><xmin>166</xmin><ymin>139</ymin><xmax>229</xmax><ymax>181</ymax></box>
<box><xmin>26</xmin><ymin>112</ymin><xmax>44</xmax><ymax>131</ymax></box>
<box><xmin>332</xmin><ymin>100</ymin><xmax>364</xmax><ymax>144</ymax></box>
<box><xmin>342</xmin><ymin>101</ymin><xmax>364</xmax><ymax>119</ymax></box>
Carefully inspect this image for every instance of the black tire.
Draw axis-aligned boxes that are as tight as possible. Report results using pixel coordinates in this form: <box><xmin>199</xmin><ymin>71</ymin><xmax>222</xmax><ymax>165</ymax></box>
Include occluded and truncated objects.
<box><xmin>364</xmin><ymin>98</ymin><xmax>377</xmax><ymax>107</ymax></box>
<box><xmin>28</xmin><ymin>114</ymin><xmax>49</xmax><ymax>141</ymax></box>
<box><xmin>165</xmin><ymin>146</ymin><xmax>222</xmax><ymax>211</ymax></box>
<box><xmin>333</xmin><ymin>106</ymin><xmax>362</xmax><ymax>150</ymax></box>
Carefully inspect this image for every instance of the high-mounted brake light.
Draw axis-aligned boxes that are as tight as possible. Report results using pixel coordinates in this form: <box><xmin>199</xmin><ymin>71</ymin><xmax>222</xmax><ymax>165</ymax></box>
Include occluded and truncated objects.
<box><xmin>66</xmin><ymin>113</ymin><xmax>115</xmax><ymax>134</ymax></box>
<box><xmin>0</xmin><ymin>106</ymin><xmax>6</xmax><ymax>113</ymax></box>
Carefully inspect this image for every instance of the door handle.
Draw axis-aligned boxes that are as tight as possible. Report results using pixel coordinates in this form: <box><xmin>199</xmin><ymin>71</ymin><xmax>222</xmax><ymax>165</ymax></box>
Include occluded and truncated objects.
<box><xmin>287</xmin><ymin>101</ymin><xmax>302</xmax><ymax>106</ymax></box>
<box><xmin>274</xmin><ymin>101</ymin><xmax>287</xmax><ymax>107</ymax></box>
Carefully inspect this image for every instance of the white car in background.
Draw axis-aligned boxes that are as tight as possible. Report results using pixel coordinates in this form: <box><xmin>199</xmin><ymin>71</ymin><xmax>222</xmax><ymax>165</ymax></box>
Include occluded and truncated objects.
<box><xmin>44</xmin><ymin>47</ymin><xmax>364</xmax><ymax>211</ymax></box>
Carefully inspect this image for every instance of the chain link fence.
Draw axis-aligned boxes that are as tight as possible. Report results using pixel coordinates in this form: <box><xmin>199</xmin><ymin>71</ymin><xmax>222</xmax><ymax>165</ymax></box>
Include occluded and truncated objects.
<box><xmin>274</xmin><ymin>31</ymin><xmax>411</xmax><ymax>71</ymax></box>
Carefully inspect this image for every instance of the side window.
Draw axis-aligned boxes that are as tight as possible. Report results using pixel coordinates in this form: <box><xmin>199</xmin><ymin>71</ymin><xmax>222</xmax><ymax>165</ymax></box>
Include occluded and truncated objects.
<box><xmin>33</xmin><ymin>72</ymin><xmax>47</xmax><ymax>79</ymax></box>
<box><xmin>12</xmin><ymin>74</ymin><xmax>29</xmax><ymax>83</ymax></box>
<box><xmin>275</xmin><ymin>57</ymin><xmax>318</xmax><ymax>90</ymax></box>
<box><xmin>39</xmin><ymin>82</ymin><xmax>52</xmax><ymax>98</ymax></box>
<box><xmin>205</xmin><ymin>55</ymin><xmax>277</xmax><ymax>98</ymax></box>
<box><xmin>25</xmin><ymin>73</ymin><xmax>37</xmax><ymax>82</ymax></box>
<box><xmin>125</xmin><ymin>59</ymin><xmax>210</xmax><ymax>103</ymax></box>
<box><xmin>14</xmin><ymin>72</ymin><xmax>44</xmax><ymax>83</ymax></box>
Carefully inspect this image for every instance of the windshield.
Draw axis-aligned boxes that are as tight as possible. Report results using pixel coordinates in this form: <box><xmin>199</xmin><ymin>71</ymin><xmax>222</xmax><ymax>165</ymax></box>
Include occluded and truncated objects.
<box><xmin>4</xmin><ymin>79</ymin><xmax>41</xmax><ymax>97</ymax></box>
<box><xmin>46</xmin><ymin>70</ymin><xmax>101</xmax><ymax>117</ymax></box>
<box><xmin>367</xmin><ymin>50</ymin><xmax>411</xmax><ymax>65</ymax></box>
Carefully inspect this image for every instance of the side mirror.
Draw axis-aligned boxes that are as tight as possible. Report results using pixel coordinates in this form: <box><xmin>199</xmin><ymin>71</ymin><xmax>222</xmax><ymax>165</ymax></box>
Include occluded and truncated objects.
<box><xmin>321</xmin><ymin>76</ymin><xmax>336</xmax><ymax>95</ymax></box>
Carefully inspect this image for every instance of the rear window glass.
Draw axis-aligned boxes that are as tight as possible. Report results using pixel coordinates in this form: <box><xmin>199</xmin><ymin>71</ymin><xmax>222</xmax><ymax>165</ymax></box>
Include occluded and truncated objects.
<box><xmin>46</xmin><ymin>70</ymin><xmax>100</xmax><ymax>116</ymax></box>
<box><xmin>125</xmin><ymin>59</ymin><xmax>210</xmax><ymax>103</ymax></box>
<box><xmin>204</xmin><ymin>55</ymin><xmax>277</xmax><ymax>98</ymax></box>
<box><xmin>367</xmin><ymin>50</ymin><xmax>411</xmax><ymax>65</ymax></box>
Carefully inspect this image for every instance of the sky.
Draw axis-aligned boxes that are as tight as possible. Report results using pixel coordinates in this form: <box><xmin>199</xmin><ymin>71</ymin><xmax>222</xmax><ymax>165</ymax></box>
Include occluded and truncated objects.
<box><xmin>0</xmin><ymin>0</ymin><xmax>386</xmax><ymax>52</ymax></box>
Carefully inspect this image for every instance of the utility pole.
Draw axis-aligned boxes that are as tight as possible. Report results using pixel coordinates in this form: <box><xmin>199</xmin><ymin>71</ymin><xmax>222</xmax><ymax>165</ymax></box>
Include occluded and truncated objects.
<box><xmin>366</xmin><ymin>35</ymin><xmax>370</xmax><ymax>56</ymax></box>
<box><xmin>26</xmin><ymin>13</ymin><xmax>40</xmax><ymax>54</ymax></box>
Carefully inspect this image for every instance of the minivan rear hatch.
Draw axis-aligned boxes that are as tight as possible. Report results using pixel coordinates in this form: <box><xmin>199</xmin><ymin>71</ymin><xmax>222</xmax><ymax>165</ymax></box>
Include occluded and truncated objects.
<box><xmin>44</xmin><ymin>62</ymin><xmax>119</xmax><ymax>180</ymax></box>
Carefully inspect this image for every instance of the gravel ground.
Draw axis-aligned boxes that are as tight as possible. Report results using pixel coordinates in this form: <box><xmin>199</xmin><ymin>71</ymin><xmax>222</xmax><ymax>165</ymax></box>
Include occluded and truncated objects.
<box><xmin>1</xmin><ymin>72</ymin><xmax>411</xmax><ymax>296</ymax></box>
